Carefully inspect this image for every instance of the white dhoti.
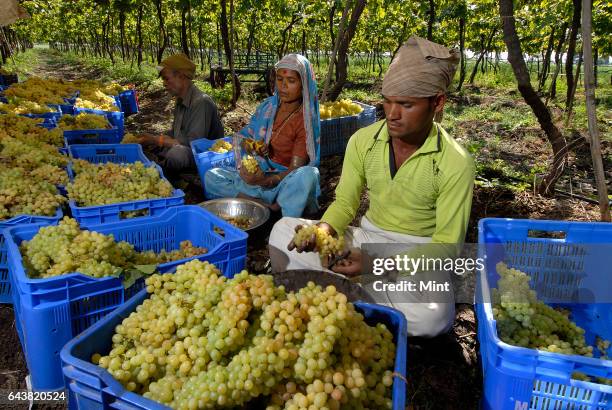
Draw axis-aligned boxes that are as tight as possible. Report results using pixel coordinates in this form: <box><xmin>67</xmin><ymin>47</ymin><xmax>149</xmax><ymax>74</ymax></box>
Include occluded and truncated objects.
<box><xmin>269</xmin><ymin>216</ymin><xmax>456</xmax><ymax>338</ymax></box>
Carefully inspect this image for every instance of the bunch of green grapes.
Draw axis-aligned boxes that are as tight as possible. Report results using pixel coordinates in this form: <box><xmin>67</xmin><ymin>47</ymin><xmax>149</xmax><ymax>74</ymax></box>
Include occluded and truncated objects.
<box><xmin>319</xmin><ymin>99</ymin><xmax>363</xmax><ymax>120</ymax></box>
<box><xmin>68</xmin><ymin>161</ymin><xmax>174</xmax><ymax>207</ymax></box>
<box><xmin>493</xmin><ymin>262</ymin><xmax>595</xmax><ymax>356</ymax></box>
<box><xmin>0</xmin><ymin>137</ymin><xmax>68</xmax><ymax>169</ymax></box>
<box><xmin>21</xmin><ymin>217</ymin><xmax>138</xmax><ymax>279</ymax></box>
<box><xmin>3</xmin><ymin>77</ymin><xmax>77</xmax><ymax>104</ymax></box>
<box><xmin>72</xmin><ymin>79</ymin><xmax>128</xmax><ymax>97</ymax></box>
<box><xmin>0</xmin><ymin>99</ymin><xmax>55</xmax><ymax>114</ymax></box>
<box><xmin>28</xmin><ymin>164</ymin><xmax>69</xmax><ymax>186</ymax></box>
<box><xmin>21</xmin><ymin>218</ymin><xmax>208</xmax><ymax>279</ymax></box>
<box><xmin>0</xmin><ymin>167</ymin><xmax>66</xmax><ymax>220</ymax></box>
<box><xmin>292</xmin><ymin>225</ymin><xmax>345</xmax><ymax>258</ymax></box>
<box><xmin>136</xmin><ymin>241</ymin><xmax>208</xmax><ymax>265</ymax></box>
<box><xmin>91</xmin><ymin>262</ymin><xmax>397</xmax><ymax>409</ymax></box>
<box><xmin>0</xmin><ymin>114</ymin><xmax>64</xmax><ymax>147</ymax></box>
<box><xmin>210</xmin><ymin>139</ymin><xmax>232</xmax><ymax>153</ymax></box>
<box><xmin>241</xmin><ymin>155</ymin><xmax>260</xmax><ymax>174</ymax></box>
<box><xmin>58</xmin><ymin>113</ymin><xmax>111</xmax><ymax>130</ymax></box>
<box><xmin>74</xmin><ymin>92</ymin><xmax>120</xmax><ymax>112</ymax></box>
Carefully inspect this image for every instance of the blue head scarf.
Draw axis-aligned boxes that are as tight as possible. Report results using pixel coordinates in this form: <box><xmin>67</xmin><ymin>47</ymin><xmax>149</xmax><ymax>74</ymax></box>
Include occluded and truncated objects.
<box><xmin>237</xmin><ymin>54</ymin><xmax>320</xmax><ymax>167</ymax></box>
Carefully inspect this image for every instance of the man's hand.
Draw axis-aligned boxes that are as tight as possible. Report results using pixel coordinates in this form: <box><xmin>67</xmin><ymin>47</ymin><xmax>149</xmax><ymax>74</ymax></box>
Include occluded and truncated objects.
<box><xmin>330</xmin><ymin>247</ymin><xmax>362</xmax><ymax>277</ymax></box>
<box><xmin>138</xmin><ymin>134</ymin><xmax>176</xmax><ymax>147</ymax></box>
<box><xmin>287</xmin><ymin>223</ymin><xmax>337</xmax><ymax>253</ymax></box>
<box><xmin>137</xmin><ymin>134</ymin><xmax>157</xmax><ymax>146</ymax></box>
<box><xmin>287</xmin><ymin>224</ymin><xmax>317</xmax><ymax>253</ymax></box>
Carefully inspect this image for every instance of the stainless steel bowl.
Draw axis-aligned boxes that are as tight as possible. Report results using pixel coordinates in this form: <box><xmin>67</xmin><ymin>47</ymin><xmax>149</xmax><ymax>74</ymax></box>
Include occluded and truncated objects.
<box><xmin>198</xmin><ymin>198</ymin><xmax>270</xmax><ymax>231</ymax></box>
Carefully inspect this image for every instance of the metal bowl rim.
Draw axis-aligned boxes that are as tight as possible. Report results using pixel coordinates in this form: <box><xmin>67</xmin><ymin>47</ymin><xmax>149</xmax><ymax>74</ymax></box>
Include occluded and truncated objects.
<box><xmin>199</xmin><ymin>198</ymin><xmax>270</xmax><ymax>231</ymax></box>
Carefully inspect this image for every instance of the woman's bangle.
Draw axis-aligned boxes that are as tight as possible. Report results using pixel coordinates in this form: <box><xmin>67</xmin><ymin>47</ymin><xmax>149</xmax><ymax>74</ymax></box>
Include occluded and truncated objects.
<box><xmin>158</xmin><ymin>135</ymin><xmax>164</xmax><ymax>147</ymax></box>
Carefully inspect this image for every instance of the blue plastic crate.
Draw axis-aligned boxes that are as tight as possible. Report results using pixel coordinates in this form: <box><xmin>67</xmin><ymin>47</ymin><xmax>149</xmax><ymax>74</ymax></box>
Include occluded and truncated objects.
<box><xmin>57</xmin><ymin>104</ymin><xmax>75</xmax><ymax>115</ymax></box>
<box><xmin>64</xmin><ymin>112</ymin><xmax>124</xmax><ymax>146</ymax></box>
<box><xmin>477</xmin><ymin>218</ymin><xmax>612</xmax><ymax>410</ymax></box>
<box><xmin>20</xmin><ymin>109</ymin><xmax>63</xmax><ymax>122</ymax></box>
<box><xmin>191</xmin><ymin>137</ymin><xmax>236</xmax><ymax>194</ymax></box>
<box><xmin>37</xmin><ymin>121</ymin><xmax>57</xmax><ymax>130</ymax></box>
<box><xmin>0</xmin><ymin>209</ymin><xmax>63</xmax><ymax>304</ymax></box>
<box><xmin>68</xmin><ymin>144</ymin><xmax>151</xmax><ymax>166</ymax></box>
<box><xmin>66</xmin><ymin>160</ymin><xmax>183</xmax><ymax>225</ymax></box>
<box><xmin>118</xmin><ymin>90</ymin><xmax>139</xmax><ymax>116</ymax></box>
<box><xmin>320</xmin><ymin>101</ymin><xmax>376</xmax><ymax>157</ymax></box>
<box><xmin>6</xmin><ymin>205</ymin><xmax>247</xmax><ymax>391</ymax></box>
<box><xmin>60</xmin><ymin>290</ymin><xmax>406</xmax><ymax>409</ymax></box>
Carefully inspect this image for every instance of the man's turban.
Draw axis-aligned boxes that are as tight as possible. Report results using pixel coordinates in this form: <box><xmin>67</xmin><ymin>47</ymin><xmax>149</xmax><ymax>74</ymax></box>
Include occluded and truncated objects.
<box><xmin>382</xmin><ymin>36</ymin><xmax>459</xmax><ymax>98</ymax></box>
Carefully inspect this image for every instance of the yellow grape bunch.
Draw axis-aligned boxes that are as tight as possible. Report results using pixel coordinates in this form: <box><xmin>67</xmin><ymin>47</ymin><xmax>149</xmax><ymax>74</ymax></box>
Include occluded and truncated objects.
<box><xmin>0</xmin><ymin>114</ymin><xmax>64</xmax><ymax>147</ymax></box>
<box><xmin>292</xmin><ymin>225</ymin><xmax>345</xmax><ymax>258</ymax></box>
<box><xmin>242</xmin><ymin>137</ymin><xmax>267</xmax><ymax>155</ymax></box>
<box><xmin>58</xmin><ymin>113</ymin><xmax>111</xmax><ymax>131</ymax></box>
<box><xmin>21</xmin><ymin>217</ymin><xmax>208</xmax><ymax>279</ymax></box>
<box><xmin>210</xmin><ymin>139</ymin><xmax>232</xmax><ymax>153</ymax></box>
<box><xmin>90</xmin><ymin>262</ymin><xmax>397</xmax><ymax>409</ymax></box>
<box><xmin>241</xmin><ymin>155</ymin><xmax>261</xmax><ymax>174</ymax></box>
<box><xmin>319</xmin><ymin>99</ymin><xmax>363</xmax><ymax>120</ymax></box>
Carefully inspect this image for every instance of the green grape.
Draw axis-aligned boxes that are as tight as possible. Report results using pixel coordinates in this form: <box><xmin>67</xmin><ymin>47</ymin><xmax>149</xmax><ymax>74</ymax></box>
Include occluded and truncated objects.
<box><xmin>493</xmin><ymin>262</ymin><xmax>603</xmax><ymax>360</ymax></box>
<box><xmin>0</xmin><ymin>167</ymin><xmax>66</xmax><ymax>220</ymax></box>
<box><xmin>67</xmin><ymin>162</ymin><xmax>174</xmax><ymax>207</ymax></box>
<box><xmin>292</xmin><ymin>225</ymin><xmax>345</xmax><ymax>258</ymax></box>
<box><xmin>21</xmin><ymin>217</ymin><xmax>207</xmax><ymax>279</ymax></box>
<box><xmin>241</xmin><ymin>155</ymin><xmax>260</xmax><ymax>174</ymax></box>
<box><xmin>57</xmin><ymin>113</ymin><xmax>111</xmax><ymax>130</ymax></box>
<box><xmin>89</xmin><ymin>261</ymin><xmax>397</xmax><ymax>409</ymax></box>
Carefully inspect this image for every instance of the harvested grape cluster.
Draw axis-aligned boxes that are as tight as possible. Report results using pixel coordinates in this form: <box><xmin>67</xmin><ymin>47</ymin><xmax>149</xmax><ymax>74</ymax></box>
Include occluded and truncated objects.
<box><xmin>319</xmin><ymin>100</ymin><xmax>363</xmax><ymax>120</ymax></box>
<box><xmin>21</xmin><ymin>217</ymin><xmax>208</xmax><ymax>279</ymax></box>
<box><xmin>58</xmin><ymin>113</ymin><xmax>111</xmax><ymax>130</ymax></box>
<box><xmin>2</xmin><ymin>77</ymin><xmax>78</xmax><ymax>105</ymax></box>
<box><xmin>0</xmin><ymin>167</ymin><xmax>66</xmax><ymax>220</ymax></box>
<box><xmin>93</xmin><ymin>260</ymin><xmax>397</xmax><ymax>409</ymax></box>
<box><xmin>210</xmin><ymin>139</ymin><xmax>232</xmax><ymax>153</ymax></box>
<box><xmin>492</xmin><ymin>263</ymin><xmax>612</xmax><ymax>385</ymax></box>
<box><xmin>72</xmin><ymin>79</ymin><xmax>127</xmax><ymax>112</ymax></box>
<box><xmin>0</xmin><ymin>99</ymin><xmax>56</xmax><ymax>114</ymax></box>
<box><xmin>0</xmin><ymin>114</ymin><xmax>64</xmax><ymax>147</ymax></box>
<box><xmin>137</xmin><ymin>241</ymin><xmax>209</xmax><ymax>265</ymax></box>
<box><xmin>67</xmin><ymin>161</ymin><xmax>174</xmax><ymax>207</ymax></box>
<box><xmin>0</xmin><ymin>137</ymin><xmax>68</xmax><ymax>169</ymax></box>
<box><xmin>492</xmin><ymin>262</ymin><xmax>595</xmax><ymax>355</ymax></box>
<box><xmin>0</xmin><ymin>77</ymin><xmax>126</xmax><ymax>113</ymax></box>
<box><xmin>292</xmin><ymin>225</ymin><xmax>345</xmax><ymax>258</ymax></box>
<box><xmin>241</xmin><ymin>155</ymin><xmax>260</xmax><ymax>174</ymax></box>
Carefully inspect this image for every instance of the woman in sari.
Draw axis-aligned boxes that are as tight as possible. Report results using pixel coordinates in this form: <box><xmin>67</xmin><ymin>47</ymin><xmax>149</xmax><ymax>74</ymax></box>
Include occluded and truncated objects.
<box><xmin>204</xmin><ymin>54</ymin><xmax>321</xmax><ymax>217</ymax></box>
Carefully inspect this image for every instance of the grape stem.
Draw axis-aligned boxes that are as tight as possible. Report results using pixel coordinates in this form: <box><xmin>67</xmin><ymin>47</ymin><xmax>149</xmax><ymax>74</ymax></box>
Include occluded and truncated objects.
<box><xmin>327</xmin><ymin>249</ymin><xmax>351</xmax><ymax>270</ymax></box>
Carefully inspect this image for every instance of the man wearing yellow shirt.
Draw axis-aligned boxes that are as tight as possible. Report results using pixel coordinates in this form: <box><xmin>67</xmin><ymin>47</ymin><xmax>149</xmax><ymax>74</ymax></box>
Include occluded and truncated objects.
<box><xmin>268</xmin><ymin>36</ymin><xmax>475</xmax><ymax>337</ymax></box>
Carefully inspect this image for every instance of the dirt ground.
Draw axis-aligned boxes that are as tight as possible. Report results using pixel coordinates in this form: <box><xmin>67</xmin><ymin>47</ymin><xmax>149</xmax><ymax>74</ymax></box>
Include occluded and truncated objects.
<box><xmin>0</xmin><ymin>53</ymin><xmax>607</xmax><ymax>410</ymax></box>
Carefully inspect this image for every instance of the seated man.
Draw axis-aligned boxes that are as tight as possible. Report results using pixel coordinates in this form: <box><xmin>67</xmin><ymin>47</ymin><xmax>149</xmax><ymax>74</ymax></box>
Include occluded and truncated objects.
<box><xmin>139</xmin><ymin>53</ymin><xmax>224</xmax><ymax>179</ymax></box>
<box><xmin>268</xmin><ymin>36</ymin><xmax>475</xmax><ymax>338</ymax></box>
